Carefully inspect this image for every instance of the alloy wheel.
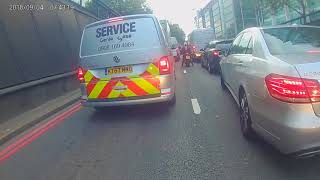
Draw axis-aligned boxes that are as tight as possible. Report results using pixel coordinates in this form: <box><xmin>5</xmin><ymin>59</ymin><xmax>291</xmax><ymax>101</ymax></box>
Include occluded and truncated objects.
<box><xmin>239</xmin><ymin>91</ymin><xmax>254</xmax><ymax>138</ymax></box>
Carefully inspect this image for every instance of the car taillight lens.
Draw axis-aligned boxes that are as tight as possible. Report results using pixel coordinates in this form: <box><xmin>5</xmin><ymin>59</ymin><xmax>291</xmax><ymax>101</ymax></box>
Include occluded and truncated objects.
<box><xmin>265</xmin><ymin>74</ymin><xmax>320</xmax><ymax>103</ymax></box>
<box><xmin>158</xmin><ymin>56</ymin><xmax>171</xmax><ymax>75</ymax></box>
<box><xmin>212</xmin><ymin>51</ymin><xmax>219</xmax><ymax>56</ymax></box>
<box><xmin>77</xmin><ymin>67</ymin><xmax>85</xmax><ymax>82</ymax></box>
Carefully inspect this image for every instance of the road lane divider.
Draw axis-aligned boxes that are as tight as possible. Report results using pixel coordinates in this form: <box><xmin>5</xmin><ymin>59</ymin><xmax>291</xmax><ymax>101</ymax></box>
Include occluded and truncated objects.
<box><xmin>191</xmin><ymin>99</ymin><xmax>201</xmax><ymax>114</ymax></box>
<box><xmin>0</xmin><ymin>103</ymin><xmax>81</xmax><ymax>164</ymax></box>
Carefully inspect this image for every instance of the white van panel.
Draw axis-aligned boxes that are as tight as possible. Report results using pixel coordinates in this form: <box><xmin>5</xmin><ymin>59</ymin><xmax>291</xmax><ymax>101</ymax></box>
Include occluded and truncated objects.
<box><xmin>80</xmin><ymin>18</ymin><xmax>161</xmax><ymax>58</ymax></box>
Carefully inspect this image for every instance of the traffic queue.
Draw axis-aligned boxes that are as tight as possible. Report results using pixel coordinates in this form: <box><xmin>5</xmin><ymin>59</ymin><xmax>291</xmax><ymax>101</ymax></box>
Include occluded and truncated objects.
<box><xmin>77</xmin><ymin>14</ymin><xmax>320</xmax><ymax>158</ymax></box>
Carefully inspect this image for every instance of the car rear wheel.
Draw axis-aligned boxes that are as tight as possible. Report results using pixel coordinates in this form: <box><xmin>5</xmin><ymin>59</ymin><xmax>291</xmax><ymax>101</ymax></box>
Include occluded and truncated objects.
<box><xmin>239</xmin><ymin>90</ymin><xmax>254</xmax><ymax>139</ymax></box>
<box><xmin>201</xmin><ymin>59</ymin><xmax>205</xmax><ymax>68</ymax></box>
<box><xmin>168</xmin><ymin>94</ymin><xmax>176</xmax><ymax>106</ymax></box>
<box><xmin>213</xmin><ymin>64</ymin><xmax>221</xmax><ymax>75</ymax></box>
<box><xmin>208</xmin><ymin>63</ymin><xmax>214</xmax><ymax>74</ymax></box>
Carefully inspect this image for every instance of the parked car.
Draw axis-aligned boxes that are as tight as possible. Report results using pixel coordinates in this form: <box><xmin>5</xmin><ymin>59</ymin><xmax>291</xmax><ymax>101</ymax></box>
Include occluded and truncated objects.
<box><xmin>220</xmin><ymin>25</ymin><xmax>320</xmax><ymax>157</ymax></box>
<box><xmin>202</xmin><ymin>39</ymin><xmax>233</xmax><ymax>74</ymax></box>
<box><xmin>78</xmin><ymin>14</ymin><xmax>176</xmax><ymax>108</ymax></box>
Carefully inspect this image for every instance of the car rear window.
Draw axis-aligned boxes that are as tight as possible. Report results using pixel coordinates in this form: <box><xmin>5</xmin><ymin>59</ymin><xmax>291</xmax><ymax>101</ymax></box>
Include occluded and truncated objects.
<box><xmin>262</xmin><ymin>27</ymin><xmax>320</xmax><ymax>55</ymax></box>
<box><xmin>216</xmin><ymin>43</ymin><xmax>232</xmax><ymax>51</ymax></box>
<box><xmin>80</xmin><ymin>17</ymin><xmax>161</xmax><ymax>57</ymax></box>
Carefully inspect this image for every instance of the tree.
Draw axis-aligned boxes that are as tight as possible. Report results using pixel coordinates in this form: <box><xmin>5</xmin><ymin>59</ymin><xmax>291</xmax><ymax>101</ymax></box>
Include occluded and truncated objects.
<box><xmin>261</xmin><ymin>0</ymin><xmax>308</xmax><ymax>24</ymax></box>
<box><xmin>101</xmin><ymin>0</ymin><xmax>152</xmax><ymax>15</ymax></box>
<box><xmin>169</xmin><ymin>24</ymin><xmax>186</xmax><ymax>45</ymax></box>
<box><xmin>258</xmin><ymin>0</ymin><xmax>283</xmax><ymax>25</ymax></box>
<box><xmin>281</xmin><ymin>0</ymin><xmax>308</xmax><ymax>24</ymax></box>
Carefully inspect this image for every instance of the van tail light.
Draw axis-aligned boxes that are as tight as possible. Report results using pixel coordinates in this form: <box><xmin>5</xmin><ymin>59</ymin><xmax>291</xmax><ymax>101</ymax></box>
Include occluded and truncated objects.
<box><xmin>212</xmin><ymin>50</ymin><xmax>219</xmax><ymax>56</ymax></box>
<box><xmin>77</xmin><ymin>67</ymin><xmax>85</xmax><ymax>83</ymax></box>
<box><xmin>265</xmin><ymin>74</ymin><xmax>320</xmax><ymax>103</ymax></box>
<box><xmin>158</xmin><ymin>56</ymin><xmax>171</xmax><ymax>75</ymax></box>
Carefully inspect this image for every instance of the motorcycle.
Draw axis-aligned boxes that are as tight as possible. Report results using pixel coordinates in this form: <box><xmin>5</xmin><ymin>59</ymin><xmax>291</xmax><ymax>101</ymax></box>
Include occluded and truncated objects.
<box><xmin>183</xmin><ymin>53</ymin><xmax>192</xmax><ymax>67</ymax></box>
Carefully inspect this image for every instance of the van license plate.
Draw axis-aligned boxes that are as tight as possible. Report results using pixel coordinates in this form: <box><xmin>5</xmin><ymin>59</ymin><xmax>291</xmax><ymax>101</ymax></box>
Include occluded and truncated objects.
<box><xmin>106</xmin><ymin>66</ymin><xmax>133</xmax><ymax>75</ymax></box>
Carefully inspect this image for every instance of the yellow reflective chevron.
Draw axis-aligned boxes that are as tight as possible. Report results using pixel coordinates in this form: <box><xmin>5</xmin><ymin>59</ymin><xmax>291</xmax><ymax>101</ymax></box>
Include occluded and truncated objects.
<box><xmin>84</xmin><ymin>62</ymin><xmax>161</xmax><ymax>99</ymax></box>
<box><xmin>146</xmin><ymin>63</ymin><xmax>159</xmax><ymax>75</ymax></box>
<box><xmin>84</xmin><ymin>70</ymin><xmax>94</xmax><ymax>82</ymax></box>
<box><xmin>129</xmin><ymin>78</ymin><xmax>160</xmax><ymax>95</ymax></box>
<box><xmin>107</xmin><ymin>81</ymin><xmax>123</xmax><ymax>98</ymax></box>
<box><xmin>121</xmin><ymin>88</ymin><xmax>136</xmax><ymax>97</ymax></box>
<box><xmin>88</xmin><ymin>81</ymin><xmax>108</xmax><ymax>99</ymax></box>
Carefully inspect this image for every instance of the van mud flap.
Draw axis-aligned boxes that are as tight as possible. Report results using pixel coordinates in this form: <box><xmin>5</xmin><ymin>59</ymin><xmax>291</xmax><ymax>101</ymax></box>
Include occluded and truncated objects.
<box><xmin>83</xmin><ymin>65</ymin><xmax>160</xmax><ymax>100</ymax></box>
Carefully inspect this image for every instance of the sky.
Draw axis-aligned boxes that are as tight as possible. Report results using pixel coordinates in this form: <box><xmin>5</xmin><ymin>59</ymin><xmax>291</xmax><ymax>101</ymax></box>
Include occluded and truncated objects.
<box><xmin>147</xmin><ymin>0</ymin><xmax>210</xmax><ymax>35</ymax></box>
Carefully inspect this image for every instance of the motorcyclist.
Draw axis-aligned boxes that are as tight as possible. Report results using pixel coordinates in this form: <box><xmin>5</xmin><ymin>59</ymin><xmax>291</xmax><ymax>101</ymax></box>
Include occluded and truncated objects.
<box><xmin>181</xmin><ymin>43</ymin><xmax>193</xmax><ymax>67</ymax></box>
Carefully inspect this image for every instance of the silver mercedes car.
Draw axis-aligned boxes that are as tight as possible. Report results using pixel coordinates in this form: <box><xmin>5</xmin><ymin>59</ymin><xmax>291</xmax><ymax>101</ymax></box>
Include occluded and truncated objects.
<box><xmin>220</xmin><ymin>25</ymin><xmax>320</xmax><ymax>157</ymax></box>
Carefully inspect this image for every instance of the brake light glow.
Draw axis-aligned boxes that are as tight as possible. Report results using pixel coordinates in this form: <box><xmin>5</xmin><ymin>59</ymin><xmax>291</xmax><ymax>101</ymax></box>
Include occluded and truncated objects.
<box><xmin>107</xmin><ymin>18</ymin><xmax>124</xmax><ymax>23</ymax></box>
<box><xmin>158</xmin><ymin>56</ymin><xmax>171</xmax><ymax>75</ymax></box>
<box><xmin>265</xmin><ymin>74</ymin><xmax>320</xmax><ymax>103</ymax></box>
<box><xmin>77</xmin><ymin>67</ymin><xmax>85</xmax><ymax>82</ymax></box>
<box><xmin>212</xmin><ymin>51</ymin><xmax>219</xmax><ymax>56</ymax></box>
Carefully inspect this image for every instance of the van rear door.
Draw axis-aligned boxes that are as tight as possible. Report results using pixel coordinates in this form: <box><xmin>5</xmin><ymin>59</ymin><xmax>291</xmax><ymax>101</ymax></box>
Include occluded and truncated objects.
<box><xmin>80</xmin><ymin>16</ymin><xmax>167</xmax><ymax>100</ymax></box>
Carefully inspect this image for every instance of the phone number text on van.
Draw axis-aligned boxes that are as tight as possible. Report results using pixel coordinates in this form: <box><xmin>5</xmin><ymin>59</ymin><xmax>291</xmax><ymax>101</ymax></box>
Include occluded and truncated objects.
<box><xmin>98</xmin><ymin>42</ymin><xmax>135</xmax><ymax>51</ymax></box>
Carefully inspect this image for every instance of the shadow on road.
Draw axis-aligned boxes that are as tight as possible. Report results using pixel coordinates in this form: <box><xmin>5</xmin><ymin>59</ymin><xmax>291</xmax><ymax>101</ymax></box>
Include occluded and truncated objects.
<box><xmin>88</xmin><ymin>103</ymin><xmax>174</xmax><ymax>124</ymax></box>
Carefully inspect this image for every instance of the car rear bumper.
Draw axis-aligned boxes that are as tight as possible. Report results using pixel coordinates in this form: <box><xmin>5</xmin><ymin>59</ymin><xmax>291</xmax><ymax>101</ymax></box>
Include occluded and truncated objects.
<box><xmin>252</xmin><ymin>97</ymin><xmax>320</xmax><ymax>155</ymax></box>
<box><xmin>278</xmin><ymin>120</ymin><xmax>320</xmax><ymax>156</ymax></box>
<box><xmin>81</xmin><ymin>93</ymin><xmax>174</xmax><ymax>107</ymax></box>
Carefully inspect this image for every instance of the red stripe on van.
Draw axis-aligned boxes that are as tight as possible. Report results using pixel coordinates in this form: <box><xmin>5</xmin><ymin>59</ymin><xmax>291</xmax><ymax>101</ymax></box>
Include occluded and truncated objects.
<box><xmin>121</xmin><ymin>78</ymin><xmax>148</xmax><ymax>96</ymax></box>
<box><xmin>98</xmin><ymin>80</ymin><xmax>118</xmax><ymax>98</ymax></box>
<box><xmin>86</xmin><ymin>77</ymin><xmax>99</xmax><ymax>95</ymax></box>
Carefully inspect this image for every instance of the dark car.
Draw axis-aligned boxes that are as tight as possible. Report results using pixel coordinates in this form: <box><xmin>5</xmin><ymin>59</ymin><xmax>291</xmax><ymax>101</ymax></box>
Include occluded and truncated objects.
<box><xmin>201</xmin><ymin>39</ymin><xmax>233</xmax><ymax>74</ymax></box>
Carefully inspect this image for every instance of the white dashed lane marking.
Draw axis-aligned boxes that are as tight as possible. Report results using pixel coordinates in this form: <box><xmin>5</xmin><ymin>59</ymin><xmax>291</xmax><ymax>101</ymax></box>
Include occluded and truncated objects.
<box><xmin>183</xmin><ymin>70</ymin><xmax>187</xmax><ymax>74</ymax></box>
<box><xmin>191</xmin><ymin>99</ymin><xmax>201</xmax><ymax>114</ymax></box>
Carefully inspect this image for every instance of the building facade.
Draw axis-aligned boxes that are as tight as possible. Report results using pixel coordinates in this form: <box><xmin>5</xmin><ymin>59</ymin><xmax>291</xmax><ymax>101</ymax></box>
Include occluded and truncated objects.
<box><xmin>195</xmin><ymin>0</ymin><xmax>258</xmax><ymax>39</ymax></box>
<box><xmin>195</xmin><ymin>0</ymin><xmax>320</xmax><ymax>39</ymax></box>
<box><xmin>261</xmin><ymin>0</ymin><xmax>320</xmax><ymax>26</ymax></box>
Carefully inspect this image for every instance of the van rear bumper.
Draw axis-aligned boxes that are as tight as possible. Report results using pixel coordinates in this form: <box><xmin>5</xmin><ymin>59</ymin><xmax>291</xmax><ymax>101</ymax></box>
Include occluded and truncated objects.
<box><xmin>81</xmin><ymin>93</ymin><xmax>174</xmax><ymax>107</ymax></box>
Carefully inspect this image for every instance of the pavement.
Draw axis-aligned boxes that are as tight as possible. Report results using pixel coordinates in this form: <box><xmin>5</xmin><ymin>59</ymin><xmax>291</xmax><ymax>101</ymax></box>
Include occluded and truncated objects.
<box><xmin>1</xmin><ymin>63</ymin><xmax>320</xmax><ymax>180</ymax></box>
<box><xmin>0</xmin><ymin>89</ymin><xmax>80</xmax><ymax>145</ymax></box>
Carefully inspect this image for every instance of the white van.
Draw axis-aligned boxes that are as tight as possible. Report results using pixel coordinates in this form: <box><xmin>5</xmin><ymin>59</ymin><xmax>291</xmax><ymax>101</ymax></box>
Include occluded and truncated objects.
<box><xmin>78</xmin><ymin>14</ymin><xmax>176</xmax><ymax>107</ymax></box>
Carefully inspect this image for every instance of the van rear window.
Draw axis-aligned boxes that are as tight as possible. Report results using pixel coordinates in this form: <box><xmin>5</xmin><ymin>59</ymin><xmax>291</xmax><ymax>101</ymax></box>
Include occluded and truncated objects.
<box><xmin>80</xmin><ymin>17</ymin><xmax>161</xmax><ymax>57</ymax></box>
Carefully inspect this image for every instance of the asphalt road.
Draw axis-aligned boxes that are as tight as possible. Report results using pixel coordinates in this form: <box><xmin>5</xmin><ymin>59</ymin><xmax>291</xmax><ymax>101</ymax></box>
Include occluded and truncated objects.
<box><xmin>1</xmin><ymin>63</ymin><xmax>320</xmax><ymax>180</ymax></box>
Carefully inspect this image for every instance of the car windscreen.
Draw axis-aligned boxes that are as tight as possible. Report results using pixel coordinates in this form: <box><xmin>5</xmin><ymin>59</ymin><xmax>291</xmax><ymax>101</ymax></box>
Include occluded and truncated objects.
<box><xmin>207</xmin><ymin>43</ymin><xmax>216</xmax><ymax>49</ymax></box>
<box><xmin>262</xmin><ymin>27</ymin><xmax>320</xmax><ymax>55</ymax></box>
<box><xmin>80</xmin><ymin>17</ymin><xmax>161</xmax><ymax>57</ymax></box>
<box><xmin>216</xmin><ymin>43</ymin><xmax>231</xmax><ymax>51</ymax></box>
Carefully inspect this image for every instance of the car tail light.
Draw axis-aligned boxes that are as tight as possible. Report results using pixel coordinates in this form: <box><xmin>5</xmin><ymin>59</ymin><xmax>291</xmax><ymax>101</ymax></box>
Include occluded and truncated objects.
<box><xmin>212</xmin><ymin>51</ymin><xmax>219</xmax><ymax>56</ymax></box>
<box><xmin>77</xmin><ymin>67</ymin><xmax>85</xmax><ymax>82</ymax></box>
<box><xmin>158</xmin><ymin>56</ymin><xmax>171</xmax><ymax>75</ymax></box>
<box><xmin>265</xmin><ymin>74</ymin><xmax>320</xmax><ymax>103</ymax></box>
